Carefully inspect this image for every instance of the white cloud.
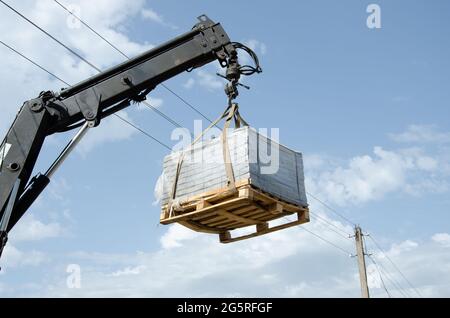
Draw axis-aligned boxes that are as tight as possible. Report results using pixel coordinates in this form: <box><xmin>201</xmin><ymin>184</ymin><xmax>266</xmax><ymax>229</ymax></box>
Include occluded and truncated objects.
<box><xmin>47</xmin><ymin>177</ymin><xmax>71</xmax><ymax>202</ymax></box>
<box><xmin>111</xmin><ymin>265</ymin><xmax>147</xmax><ymax>277</ymax></box>
<box><xmin>245</xmin><ymin>39</ymin><xmax>267</xmax><ymax>55</ymax></box>
<box><xmin>147</xmin><ymin>97</ymin><xmax>163</xmax><ymax>108</ymax></box>
<box><xmin>18</xmin><ymin>217</ymin><xmax>359</xmax><ymax>297</ymax></box>
<box><xmin>367</xmin><ymin>263</ymin><xmax>383</xmax><ymax>290</ymax></box>
<box><xmin>432</xmin><ymin>233</ymin><xmax>450</xmax><ymax>247</ymax></box>
<box><xmin>390</xmin><ymin>125</ymin><xmax>450</xmax><ymax>144</ymax></box>
<box><xmin>1</xmin><ymin>244</ymin><xmax>48</xmax><ymax>269</ymax></box>
<box><xmin>237</xmin><ymin>39</ymin><xmax>267</xmax><ymax>67</ymax></box>
<box><xmin>403</xmin><ymin>178</ymin><xmax>449</xmax><ymax>196</ymax></box>
<box><xmin>141</xmin><ymin>8</ymin><xmax>164</xmax><ymax>24</ymax></box>
<box><xmin>10</xmin><ymin>214</ymin><xmax>64</xmax><ymax>242</ymax></box>
<box><xmin>196</xmin><ymin>70</ymin><xmax>224</xmax><ymax>91</ymax></box>
<box><xmin>303</xmin><ymin>153</ymin><xmax>341</xmax><ymax>171</ymax></box>
<box><xmin>141</xmin><ymin>8</ymin><xmax>177</xmax><ymax>30</ymax></box>
<box><xmin>77</xmin><ymin>110</ymin><xmax>136</xmax><ymax>155</ymax></box>
<box><xmin>183</xmin><ymin>78</ymin><xmax>195</xmax><ymax>90</ymax></box>
<box><xmin>136</xmin><ymin>97</ymin><xmax>164</xmax><ymax>111</ymax></box>
<box><xmin>416</xmin><ymin>155</ymin><xmax>438</xmax><ymax>171</ymax></box>
<box><xmin>3</xmin><ymin>188</ymin><xmax>450</xmax><ymax>299</ymax></box>
<box><xmin>306</xmin><ymin>146</ymin><xmax>448</xmax><ymax>207</ymax></box>
<box><xmin>160</xmin><ymin>224</ymin><xmax>201</xmax><ymax>249</ymax></box>
<box><xmin>183</xmin><ymin>69</ymin><xmax>225</xmax><ymax>92</ymax></box>
<box><xmin>0</xmin><ymin>0</ymin><xmax>153</xmax><ymax>141</ymax></box>
<box><xmin>386</xmin><ymin>240</ymin><xmax>419</xmax><ymax>256</ymax></box>
<box><xmin>367</xmin><ymin>235</ymin><xmax>450</xmax><ymax>297</ymax></box>
<box><xmin>12</xmin><ymin>225</ymin><xmax>450</xmax><ymax>297</ymax></box>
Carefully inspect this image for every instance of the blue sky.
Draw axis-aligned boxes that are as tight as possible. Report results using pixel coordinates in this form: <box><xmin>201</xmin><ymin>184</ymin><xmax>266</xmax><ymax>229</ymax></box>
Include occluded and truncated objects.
<box><xmin>0</xmin><ymin>0</ymin><xmax>449</xmax><ymax>297</ymax></box>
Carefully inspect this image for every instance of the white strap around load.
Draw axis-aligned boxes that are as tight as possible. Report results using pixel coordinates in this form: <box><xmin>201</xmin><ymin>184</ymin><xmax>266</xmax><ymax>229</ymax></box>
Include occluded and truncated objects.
<box><xmin>167</xmin><ymin>102</ymin><xmax>248</xmax><ymax>216</ymax></box>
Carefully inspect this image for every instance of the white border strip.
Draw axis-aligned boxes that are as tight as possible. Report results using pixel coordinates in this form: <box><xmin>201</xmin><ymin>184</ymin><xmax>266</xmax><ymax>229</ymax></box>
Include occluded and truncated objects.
<box><xmin>0</xmin><ymin>143</ymin><xmax>12</xmax><ymax>167</ymax></box>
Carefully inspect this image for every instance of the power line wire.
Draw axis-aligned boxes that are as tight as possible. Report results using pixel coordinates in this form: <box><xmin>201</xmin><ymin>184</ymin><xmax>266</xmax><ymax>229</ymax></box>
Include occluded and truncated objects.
<box><xmin>53</xmin><ymin>0</ymin><xmax>128</xmax><ymax>60</ymax></box>
<box><xmin>113</xmin><ymin>113</ymin><xmax>171</xmax><ymax>150</ymax></box>
<box><xmin>368</xmin><ymin>235</ymin><xmax>422</xmax><ymax>297</ymax></box>
<box><xmin>310</xmin><ymin>215</ymin><xmax>352</xmax><ymax>242</ymax></box>
<box><xmin>367</xmin><ymin>250</ymin><xmax>411</xmax><ymax>298</ymax></box>
<box><xmin>0</xmin><ymin>40</ymin><xmax>70</xmax><ymax>86</ymax></box>
<box><xmin>1</xmin><ymin>0</ymin><xmax>185</xmax><ymax>130</ymax></box>
<box><xmin>141</xmin><ymin>101</ymin><xmax>183</xmax><ymax>128</ymax></box>
<box><xmin>363</xmin><ymin>228</ymin><xmax>411</xmax><ymax>298</ymax></box>
<box><xmin>0</xmin><ymin>0</ymin><xmax>98</xmax><ymax>70</ymax></box>
<box><xmin>52</xmin><ymin>0</ymin><xmax>215</xmax><ymax>125</ymax></box>
<box><xmin>0</xmin><ymin>39</ymin><xmax>172</xmax><ymax>151</ymax></box>
<box><xmin>374</xmin><ymin>255</ymin><xmax>411</xmax><ymax>298</ymax></box>
<box><xmin>282</xmin><ymin>215</ymin><xmax>352</xmax><ymax>256</ymax></box>
<box><xmin>306</xmin><ymin>191</ymin><xmax>356</xmax><ymax>227</ymax></box>
<box><xmin>309</xmin><ymin>211</ymin><xmax>352</xmax><ymax>237</ymax></box>
<box><xmin>301</xmin><ymin>226</ymin><xmax>353</xmax><ymax>256</ymax></box>
<box><xmin>161</xmin><ymin>84</ymin><xmax>214</xmax><ymax>124</ymax></box>
<box><xmin>306</xmin><ymin>191</ymin><xmax>421</xmax><ymax>297</ymax></box>
<box><xmin>305</xmin><ymin>189</ymin><xmax>421</xmax><ymax>297</ymax></box>
<box><xmin>362</xmin><ymin>234</ymin><xmax>395</xmax><ymax>298</ymax></box>
<box><xmin>365</xmin><ymin>237</ymin><xmax>415</xmax><ymax>298</ymax></box>
<box><xmin>367</xmin><ymin>254</ymin><xmax>391</xmax><ymax>298</ymax></box>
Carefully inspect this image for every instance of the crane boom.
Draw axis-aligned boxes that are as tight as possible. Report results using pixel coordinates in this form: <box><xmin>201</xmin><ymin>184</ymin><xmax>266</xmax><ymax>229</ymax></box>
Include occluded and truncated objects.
<box><xmin>0</xmin><ymin>15</ymin><xmax>261</xmax><ymax>261</ymax></box>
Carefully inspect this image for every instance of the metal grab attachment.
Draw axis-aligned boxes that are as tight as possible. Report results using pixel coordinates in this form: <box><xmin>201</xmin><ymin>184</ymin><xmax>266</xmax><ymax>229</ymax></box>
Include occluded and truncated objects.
<box><xmin>218</xmin><ymin>41</ymin><xmax>262</xmax><ymax>102</ymax></box>
<box><xmin>216</xmin><ymin>73</ymin><xmax>250</xmax><ymax>101</ymax></box>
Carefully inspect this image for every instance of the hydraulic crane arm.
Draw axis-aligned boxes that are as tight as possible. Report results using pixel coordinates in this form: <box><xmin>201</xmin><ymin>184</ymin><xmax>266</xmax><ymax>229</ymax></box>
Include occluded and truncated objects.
<box><xmin>0</xmin><ymin>15</ymin><xmax>261</xmax><ymax>261</ymax></box>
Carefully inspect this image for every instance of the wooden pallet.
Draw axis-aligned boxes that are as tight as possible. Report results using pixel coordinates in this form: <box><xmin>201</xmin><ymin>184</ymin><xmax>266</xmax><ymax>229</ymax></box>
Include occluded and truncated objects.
<box><xmin>160</xmin><ymin>179</ymin><xmax>309</xmax><ymax>243</ymax></box>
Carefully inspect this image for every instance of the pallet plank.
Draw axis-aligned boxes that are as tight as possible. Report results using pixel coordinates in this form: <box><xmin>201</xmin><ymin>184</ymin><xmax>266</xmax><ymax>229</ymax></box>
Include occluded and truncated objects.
<box><xmin>220</xmin><ymin>211</ymin><xmax>309</xmax><ymax>243</ymax></box>
<box><xmin>179</xmin><ymin>220</ymin><xmax>222</xmax><ymax>234</ymax></box>
<box><xmin>161</xmin><ymin>197</ymin><xmax>250</xmax><ymax>225</ymax></box>
<box><xmin>160</xmin><ymin>183</ymin><xmax>309</xmax><ymax>243</ymax></box>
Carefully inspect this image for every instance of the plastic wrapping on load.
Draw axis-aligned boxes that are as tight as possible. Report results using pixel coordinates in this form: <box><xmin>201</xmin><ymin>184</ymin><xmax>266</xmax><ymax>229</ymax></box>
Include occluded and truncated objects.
<box><xmin>154</xmin><ymin>126</ymin><xmax>307</xmax><ymax>208</ymax></box>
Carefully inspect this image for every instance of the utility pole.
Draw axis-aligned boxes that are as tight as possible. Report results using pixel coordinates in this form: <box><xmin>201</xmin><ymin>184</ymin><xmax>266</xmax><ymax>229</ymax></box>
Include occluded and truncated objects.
<box><xmin>354</xmin><ymin>226</ymin><xmax>370</xmax><ymax>298</ymax></box>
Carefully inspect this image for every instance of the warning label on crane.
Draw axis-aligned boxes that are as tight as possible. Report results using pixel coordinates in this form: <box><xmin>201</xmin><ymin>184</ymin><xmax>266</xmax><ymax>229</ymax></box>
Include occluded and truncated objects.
<box><xmin>0</xmin><ymin>143</ymin><xmax>12</xmax><ymax>167</ymax></box>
